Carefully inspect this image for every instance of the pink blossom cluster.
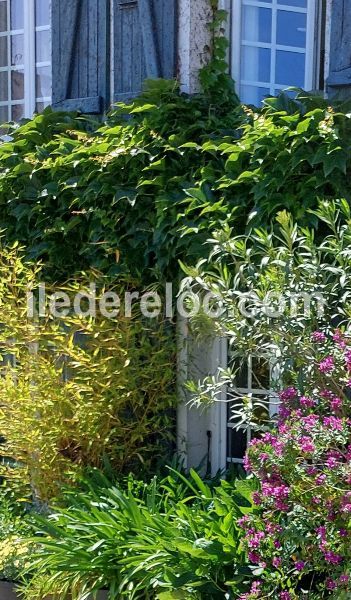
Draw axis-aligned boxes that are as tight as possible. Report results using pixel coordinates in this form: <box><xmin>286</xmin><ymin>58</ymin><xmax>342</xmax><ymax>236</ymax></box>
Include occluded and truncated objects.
<box><xmin>239</xmin><ymin>330</ymin><xmax>351</xmax><ymax>599</ymax></box>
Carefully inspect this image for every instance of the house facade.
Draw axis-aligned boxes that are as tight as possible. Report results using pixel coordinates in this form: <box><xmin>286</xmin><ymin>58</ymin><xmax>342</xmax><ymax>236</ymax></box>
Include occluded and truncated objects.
<box><xmin>1</xmin><ymin>0</ymin><xmax>351</xmax><ymax>474</ymax></box>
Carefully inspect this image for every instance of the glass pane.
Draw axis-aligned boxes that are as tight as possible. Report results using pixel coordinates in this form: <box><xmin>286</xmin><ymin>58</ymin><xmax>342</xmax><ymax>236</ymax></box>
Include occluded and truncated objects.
<box><xmin>281</xmin><ymin>0</ymin><xmax>307</xmax><ymax>6</ymax></box>
<box><xmin>35</xmin><ymin>99</ymin><xmax>50</xmax><ymax>112</ymax></box>
<box><xmin>276</xmin><ymin>50</ymin><xmax>305</xmax><ymax>87</ymax></box>
<box><xmin>0</xmin><ymin>35</ymin><xmax>7</xmax><ymax>65</ymax></box>
<box><xmin>35</xmin><ymin>0</ymin><xmax>50</xmax><ymax>26</ymax></box>
<box><xmin>36</xmin><ymin>29</ymin><xmax>50</xmax><ymax>62</ymax></box>
<box><xmin>11</xmin><ymin>68</ymin><xmax>23</xmax><ymax>100</ymax></box>
<box><xmin>0</xmin><ymin>1</ymin><xmax>7</xmax><ymax>32</ymax></box>
<box><xmin>10</xmin><ymin>0</ymin><xmax>23</xmax><ymax>30</ymax></box>
<box><xmin>11</xmin><ymin>102</ymin><xmax>23</xmax><ymax>120</ymax></box>
<box><xmin>241</xmin><ymin>46</ymin><xmax>270</xmax><ymax>83</ymax></box>
<box><xmin>227</xmin><ymin>426</ymin><xmax>248</xmax><ymax>461</ymax></box>
<box><xmin>277</xmin><ymin>11</ymin><xmax>306</xmax><ymax>48</ymax></box>
<box><xmin>240</xmin><ymin>84</ymin><xmax>270</xmax><ymax>106</ymax></box>
<box><xmin>36</xmin><ymin>65</ymin><xmax>51</xmax><ymax>97</ymax></box>
<box><xmin>0</xmin><ymin>104</ymin><xmax>8</xmax><ymax>122</ymax></box>
<box><xmin>11</xmin><ymin>33</ymin><xmax>23</xmax><ymax>65</ymax></box>
<box><xmin>0</xmin><ymin>69</ymin><xmax>7</xmax><ymax>100</ymax></box>
<box><xmin>242</xmin><ymin>6</ymin><xmax>272</xmax><ymax>44</ymax></box>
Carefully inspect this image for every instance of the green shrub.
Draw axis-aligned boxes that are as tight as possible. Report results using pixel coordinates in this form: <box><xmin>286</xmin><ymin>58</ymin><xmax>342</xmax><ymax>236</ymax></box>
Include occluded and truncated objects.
<box><xmin>0</xmin><ymin>246</ymin><xmax>175</xmax><ymax>501</ymax></box>
<box><xmin>183</xmin><ymin>199</ymin><xmax>351</xmax><ymax>409</ymax></box>
<box><xmin>22</xmin><ymin>469</ymin><xmax>257</xmax><ymax>599</ymax></box>
<box><xmin>0</xmin><ymin>494</ymin><xmax>33</xmax><ymax>583</ymax></box>
<box><xmin>1</xmin><ymin>86</ymin><xmax>351</xmax><ymax>283</ymax></box>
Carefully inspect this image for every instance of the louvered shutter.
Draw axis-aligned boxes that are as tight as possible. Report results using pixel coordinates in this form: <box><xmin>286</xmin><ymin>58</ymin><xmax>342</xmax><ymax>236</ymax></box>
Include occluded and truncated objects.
<box><xmin>327</xmin><ymin>0</ymin><xmax>351</xmax><ymax>97</ymax></box>
<box><xmin>113</xmin><ymin>0</ymin><xmax>177</xmax><ymax>102</ymax></box>
<box><xmin>51</xmin><ymin>0</ymin><xmax>110</xmax><ymax>113</ymax></box>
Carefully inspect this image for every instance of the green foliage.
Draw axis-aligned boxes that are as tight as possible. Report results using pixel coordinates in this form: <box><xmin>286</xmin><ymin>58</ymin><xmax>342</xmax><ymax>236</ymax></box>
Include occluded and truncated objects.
<box><xmin>182</xmin><ymin>200</ymin><xmax>351</xmax><ymax>415</ymax></box>
<box><xmin>22</xmin><ymin>469</ymin><xmax>258</xmax><ymax>599</ymax></box>
<box><xmin>0</xmin><ymin>246</ymin><xmax>175</xmax><ymax>500</ymax></box>
<box><xmin>1</xmin><ymin>84</ymin><xmax>351</xmax><ymax>283</ymax></box>
<box><xmin>0</xmin><ymin>493</ymin><xmax>33</xmax><ymax>583</ymax></box>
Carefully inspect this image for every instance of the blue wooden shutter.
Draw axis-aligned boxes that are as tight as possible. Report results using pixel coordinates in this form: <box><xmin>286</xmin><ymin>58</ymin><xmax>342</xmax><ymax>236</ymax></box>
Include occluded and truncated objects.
<box><xmin>113</xmin><ymin>0</ymin><xmax>177</xmax><ymax>102</ymax></box>
<box><xmin>51</xmin><ymin>0</ymin><xmax>110</xmax><ymax>113</ymax></box>
<box><xmin>327</xmin><ymin>0</ymin><xmax>351</xmax><ymax>97</ymax></box>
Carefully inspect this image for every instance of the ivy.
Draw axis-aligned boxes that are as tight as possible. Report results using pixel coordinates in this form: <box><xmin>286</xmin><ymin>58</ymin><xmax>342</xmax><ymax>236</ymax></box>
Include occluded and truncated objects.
<box><xmin>1</xmin><ymin>73</ymin><xmax>351</xmax><ymax>283</ymax></box>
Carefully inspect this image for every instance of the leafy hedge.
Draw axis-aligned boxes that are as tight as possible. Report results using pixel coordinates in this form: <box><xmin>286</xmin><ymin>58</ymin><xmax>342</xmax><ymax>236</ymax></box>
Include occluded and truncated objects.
<box><xmin>22</xmin><ymin>469</ymin><xmax>257</xmax><ymax>599</ymax></box>
<box><xmin>1</xmin><ymin>84</ymin><xmax>351</xmax><ymax>283</ymax></box>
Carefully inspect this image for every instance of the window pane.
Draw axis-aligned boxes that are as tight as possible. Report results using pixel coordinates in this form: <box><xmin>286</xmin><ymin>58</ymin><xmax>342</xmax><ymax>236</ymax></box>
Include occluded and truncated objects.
<box><xmin>227</xmin><ymin>426</ymin><xmax>248</xmax><ymax>461</ymax></box>
<box><xmin>0</xmin><ymin>69</ymin><xmax>7</xmax><ymax>100</ymax></box>
<box><xmin>0</xmin><ymin>1</ymin><xmax>7</xmax><ymax>32</ymax></box>
<box><xmin>281</xmin><ymin>0</ymin><xmax>307</xmax><ymax>6</ymax></box>
<box><xmin>241</xmin><ymin>46</ymin><xmax>270</xmax><ymax>83</ymax></box>
<box><xmin>11</xmin><ymin>102</ymin><xmax>23</xmax><ymax>120</ymax></box>
<box><xmin>276</xmin><ymin>50</ymin><xmax>305</xmax><ymax>87</ymax></box>
<box><xmin>242</xmin><ymin>6</ymin><xmax>272</xmax><ymax>44</ymax></box>
<box><xmin>11</xmin><ymin>68</ymin><xmax>23</xmax><ymax>100</ymax></box>
<box><xmin>36</xmin><ymin>29</ymin><xmax>50</xmax><ymax>62</ymax></box>
<box><xmin>0</xmin><ymin>35</ymin><xmax>7</xmax><ymax>65</ymax></box>
<box><xmin>36</xmin><ymin>65</ymin><xmax>51</xmax><ymax>97</ymax></box>
<box><xmin>277</xmin><ymin>10</ymin><xmax>306</xmax><ymax>48</ymax></box>
<box><xmin>0</xmin><ymin>104</ymin><xmax>8</xmax><ymax>122</ymax></box>
<box><xmin>240</xmin><ymin>84</ymin><xmax>270</xmax><ymax>105</ymax></box>
<box><xmin>35</xmin><ymin>99</ymin><xmax>50</xmax><ymax>112</ymax></box>
<box><xmin>10</xmin><ymin>0</ymin><xmax>23</xmax><ymax>30</ymax></box>
<box><xmin>11</xmin><ymin>33</ymin><xmax>23</xmax><ymax>65</ymax></box>
<box><xmin>35</xmin><ymin>0</ymin><xmax>50</xmax><ymax>26</ymax></box>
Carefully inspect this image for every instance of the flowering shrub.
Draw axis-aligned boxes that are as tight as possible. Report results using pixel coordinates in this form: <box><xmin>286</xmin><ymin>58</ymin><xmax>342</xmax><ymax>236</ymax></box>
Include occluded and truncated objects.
<box><xmin>240</xmin><ymin>330</ymin><xmax>351</xmax><ymax>599</ymax></box>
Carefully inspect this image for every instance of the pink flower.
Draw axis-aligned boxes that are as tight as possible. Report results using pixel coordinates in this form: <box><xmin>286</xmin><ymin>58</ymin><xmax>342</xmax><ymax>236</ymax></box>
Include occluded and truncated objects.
<box><xmin>243</xmin><ymin>453</ymin><xmax>252</xmax><ymax>472</ymax></box>
<box><xmin>252</xmin><ymin>492</ymin><xmax>262</xmax><ymax>506</ymax></box>
<box><xmin>326</xmin><ymin>578</ymin><xmax>337</xmax><ymax>591</ymax></box>
<box><xmin>330</xmin><ymin>396</ymin><xmax>343</xmax><ymax>411</ymax></box>
<box><xmin>312</xmin><ymin>331</ymin><xmax>326</xmax><ymax>343</ymax></box>
<box><xmin>247</xmin><ymin>531</ymin><xmax>265</xmax><ymax>549</ymax></box>
<box><xmin>300</xmin><ymin>396</ymin><xmax>316</xmax><ymax>408</ymax></box>
<box><xmin>323</xmin><ymin>416</ymin><xmax>343</xmax><ymax>431</ymax></box>
<box><xmin>319</xmin><ymin>356</ymin><xmax>335</xmax><ymax>373</ymax></box>
<box><xmin>299</xmin><ymin>436</ymin><xmax>315</xmax><ymax>453</ymax></box>
<box><xmin>248</xmin><ymin>551</ymin><xmax>260</xmax><ymax>564</ymax></box>
<box><xmin>273</xmin><ymin>556</ymin><xmax>282</xmax><ymax>568</ymax></box>
<box><xmin>279</xmin><ymin>593</ymin><xmax>292</xmax><ymax>600</ymax></box>
<box><xmin>326</xmin><ymin>456</ymin><xmax>338</xmax><ymax>469</ymax></box>
<box><xmin>316</xmin><ymin>526</ymin><xmax>327</xmax><ymax>540</ymax></box>
<box><xmin>279</xmin><ymin>387</ymin><xmax>297</xmax><ymax>401</ymax></box>
<box><xmin>345</xmin><ymin>349</ymin><xmax>351</xmax><ymax>371</ymax></box>
<box><xmin>302</xmin><ymin>414</ymin><xmax>319</xmax><ymax>429</ymax></box>
<box><xmin>340</xmin><ymin>574</ymin><xmax>349</xmax><ymax>584</ymax></box>
<box><xmin>323</xmin><ymin>550</ymin><xmax>342</xmax><ymax>565</ymax></box>
<box><xmin>294</xmin><ymin>560</ymin><xmax>305</xmax><ymax>571</ymax></box>
<box><xmin>333</xmin><ymin>329</ymin><xmax>346</xmax><ymax>348</ymax></box>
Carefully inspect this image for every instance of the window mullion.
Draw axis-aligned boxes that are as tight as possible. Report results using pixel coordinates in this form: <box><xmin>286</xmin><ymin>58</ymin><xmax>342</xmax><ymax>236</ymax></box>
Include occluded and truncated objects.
<box><xmin>270</xmin><ymin>0</ymin><xmax>278</xmax><ymax>96</ymax></box>
<box><xmin>6</xmin><ymin>0</ymin><xmax>10</xmax><ymax>120</ymax></box>
<box><xmin>23</xmin><ymin>0</ymin><xmax>35</xmax><ymax>118</ymax></box>
<box><xmin>305</xmin><ymin>0</ymin><xmax>317</xmax><ymax>89</ymax></box>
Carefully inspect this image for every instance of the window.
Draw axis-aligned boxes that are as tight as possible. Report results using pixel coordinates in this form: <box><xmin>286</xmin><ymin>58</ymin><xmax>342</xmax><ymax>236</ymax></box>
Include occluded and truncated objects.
<box><xmin>231</xmin><ymin>0</ymin><xmax>318</xmax><ymax>105</ymax></box>
<box><xmin>226</xmin><ymin>355</ymin><xmax>278</xmax><ymax>466</ymax></box>
<box><xmin>0</xmin><ymin>0</ymin><xmax>51</xmax><ymax>123</ymax></box>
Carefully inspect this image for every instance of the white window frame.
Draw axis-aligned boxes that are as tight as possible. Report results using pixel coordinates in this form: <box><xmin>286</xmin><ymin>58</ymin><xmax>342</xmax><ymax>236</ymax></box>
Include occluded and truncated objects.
<box><xmin>225</xmin><ymin>354</ymin><xmax>279</xmax><ymax>467</ymax></box>
<box><xmin>228</xmin><ymin>0</ymin><xmax>319</xmax><ymax>101</ymax></box>
<box><xmin>0</xmin><ymin>0</ymin><xmax>51</xmax><ymax>122</ymax></box>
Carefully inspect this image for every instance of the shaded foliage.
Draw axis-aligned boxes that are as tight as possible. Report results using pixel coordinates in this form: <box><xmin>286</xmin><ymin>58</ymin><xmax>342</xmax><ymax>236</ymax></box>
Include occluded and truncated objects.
<box><xmin>1</xmin><ymin>86</ymin><xmax>351</xmax><ymax>283</ymax></box>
